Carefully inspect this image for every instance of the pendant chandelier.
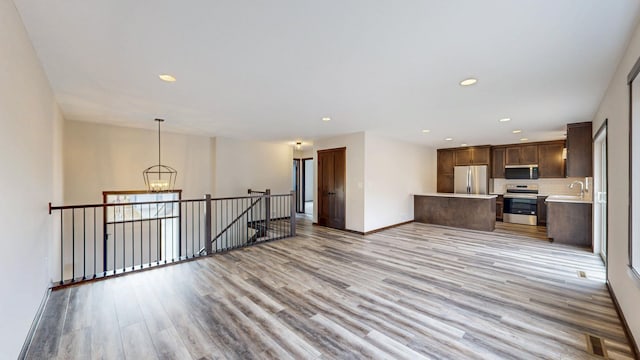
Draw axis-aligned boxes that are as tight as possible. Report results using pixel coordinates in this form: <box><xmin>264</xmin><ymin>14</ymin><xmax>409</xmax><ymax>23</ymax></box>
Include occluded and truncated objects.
<box><xmin>143</xmin><ymin>118</ymin><xmax>177</xmax><ymax>192</ymax></box>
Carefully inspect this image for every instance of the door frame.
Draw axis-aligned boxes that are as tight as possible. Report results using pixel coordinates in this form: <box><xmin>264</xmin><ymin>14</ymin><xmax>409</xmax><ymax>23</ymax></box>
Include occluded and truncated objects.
<box><xmin>293</xmin><ymin>159</ymin><xmax>303</xmax><ymax>213</ymax></box>
<box><xmin>317</xmin><ymin>147</ymin><xmax>346</xmax><ymax>230</ymax></box>
<box><xmin>301</xmin><ymin>157</ymin><xmax>313</xmax><ymax>214</ymax></box>
<box><xmin>594</xmin><ymin>120</ymin><xmax>608</xmax><ymax>270</ymax></box>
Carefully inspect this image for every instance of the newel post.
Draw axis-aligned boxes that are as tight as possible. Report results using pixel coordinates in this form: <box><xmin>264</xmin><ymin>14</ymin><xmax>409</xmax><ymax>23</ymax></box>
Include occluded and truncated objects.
<box><xmin>204</xmin><ymin>194</ymin><xmax>212</xmax><ymax>254</ymax></box>
<box><xmin>265</xmin><ymin>189</ymin><xmax>271</xmax><ymax>233</ymax></box>
<box><xmin>290</xmin><ymin>190</ymin><xmax>296</xmax><ymax>236</ymax></box>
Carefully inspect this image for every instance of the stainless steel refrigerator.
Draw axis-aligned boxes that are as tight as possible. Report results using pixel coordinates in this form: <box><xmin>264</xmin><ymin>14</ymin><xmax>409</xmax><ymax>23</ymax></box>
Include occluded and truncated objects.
<box><xmin>454</xmin><ymin>165</ymin><xmax>488</xmax><ymax>195</ymax></box>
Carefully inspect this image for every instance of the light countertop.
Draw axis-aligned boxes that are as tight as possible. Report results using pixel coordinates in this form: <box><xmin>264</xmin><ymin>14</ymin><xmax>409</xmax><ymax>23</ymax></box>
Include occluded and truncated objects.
<box><xmin>545</xmin><ymin>195</ymin><xmax>593</xmax><ymax>204</ymax></box>
<box><xmin>414</xmin><ymin>193</ymin><xmax>497</xmax><ymax>200</ymax></box>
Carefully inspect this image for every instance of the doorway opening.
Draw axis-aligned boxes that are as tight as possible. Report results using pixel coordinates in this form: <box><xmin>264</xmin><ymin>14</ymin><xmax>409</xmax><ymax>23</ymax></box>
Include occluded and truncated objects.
<box><xmin>293</xmin><ymin>159</ymin><xmax>302</xmax><ymax>213</ymax></box>
<box><xmin>302</xmin><ymin>158</ymin><xmax>314</xmax><ymax>216</ymax></box>
<box><xmin>593</xmin><ymin>120</ymin><xmax>608</xmax><ymax>264</ymax></box>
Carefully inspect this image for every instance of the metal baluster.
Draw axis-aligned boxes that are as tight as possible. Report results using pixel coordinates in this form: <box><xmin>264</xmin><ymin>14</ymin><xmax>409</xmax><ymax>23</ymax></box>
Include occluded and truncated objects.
<box><xmin>148</xmin><ymin>204</ymin><xmax>151</xmax><ymax>267</ymax></box>
<box><xmin>290</xmin><ymin>191</ymin><xmax>295</xmax><ymax>237</ymax></box>
<box><xmin>198</xmin><ymin>201</ymin><xmax>201</xmax><ymax>254</ymax></box>
<box><xmin>167</xmin><ymin>202</ymin><xmax>176</xmax><ymax>262</ymax></box>
<box><xmin>60</xmin><ymin>210</ymin><xmax>63</xmax><ymax>284</ymax></box>
<box><xmin>132</xmin><ymin>204</ymin><xmax>135</xmax><ymax>270</ymax></box>
<box><xmin>177</xmin><ymin>200</ymin><xmax>182</xmax><ymax>259</ymax></box>
<box><xmin>83</xmin><ymin>208</ymin><xmax>86</xmax><ymax>280</ymax></box>
<box><xmin>192</xmin><ymin>201</ymin><xmax>195</xmax><ymax>255</ymax></box>
<box><xmin>103</xmin><ymin>206</ymin><xmax>107</xmax><ymax>277</ymax></box>
<box><xmin>164</xmin><ymin>203</ymin><xmax>167</xmax><ymax>264</ymax></box>
<box><xmin>93</xmin><ymin>208</ymin><xmax>97</xmax><ymax>278</ymax></box>
<box><xmin>168</xmin><ymin>201</ymin><xmax>172</xmax><ymax>261</ymax></box>
<box><xmin>113</xmin><ymin>215</ymin><xmax>116</xmax><ymax>274</ymax></box>
<box><xmin>122</xmin><ymin>205</ymin><xmax>126</xmax><ymax>272</ymax></box>
<box><xmin>244</xmin><ymin>198</ymin><xmax>248</xmax><ymax>246</ymax></box>
<box><xmin>72</xmin><ymin>209</ymin><xmax>75</xmax><ymax>281</ymax></box>
<box><xmin>140</xmin><ymin>207</ymin><xmax>143</xmax><ymax>269</ymax></box>
<box><xmin>157</xmin><ymin>203</ymin><xmax>160</xmax><ymax>265</ymax></box>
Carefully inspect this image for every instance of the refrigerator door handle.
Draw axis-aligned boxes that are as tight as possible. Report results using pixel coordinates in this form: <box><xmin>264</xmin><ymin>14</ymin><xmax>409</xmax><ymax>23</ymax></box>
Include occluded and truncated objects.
<box><xmin>467</xmin><ymin>168</ymin><xmax>472</xmax><ymax>194</ymax></box>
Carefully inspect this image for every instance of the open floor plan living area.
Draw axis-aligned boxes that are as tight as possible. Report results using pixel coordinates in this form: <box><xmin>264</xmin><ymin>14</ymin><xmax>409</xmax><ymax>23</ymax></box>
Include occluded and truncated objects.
<box><xmin>4</xmin><ymin>1</ymin><xmax>640</xmax><ymax>359</ymax></box>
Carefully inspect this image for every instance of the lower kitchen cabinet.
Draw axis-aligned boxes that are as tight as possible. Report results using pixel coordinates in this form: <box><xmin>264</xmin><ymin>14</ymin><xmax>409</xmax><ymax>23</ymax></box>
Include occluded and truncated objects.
<box><xmin>537</xmin><ymin>196</ymin><xmax>547</xmax><ymax>226</ymax></box>
<box><xmin>546</xmin><ymin>201</ymin><xmax>592</xmax><ymax>247</ymax></box>
<box><xmin>496</xmin><ymin>195</ymin><xmax>503</xmax><ymax>221</ymax></box>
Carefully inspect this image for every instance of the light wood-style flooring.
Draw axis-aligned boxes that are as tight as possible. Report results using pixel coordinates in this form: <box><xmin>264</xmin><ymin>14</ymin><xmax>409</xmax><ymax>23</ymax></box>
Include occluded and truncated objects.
<box><xmin>26</xmin><ymin>219</ymin><xmax>634</xmax><ymax>359</ymax></box>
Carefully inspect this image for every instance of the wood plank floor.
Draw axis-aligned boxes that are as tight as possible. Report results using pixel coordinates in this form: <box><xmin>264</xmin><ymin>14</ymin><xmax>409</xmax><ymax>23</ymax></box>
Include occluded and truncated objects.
<box><xmin>26</xmin><ymin>219</ymin><xmax>634</xmax><ymax>359</ymax></box>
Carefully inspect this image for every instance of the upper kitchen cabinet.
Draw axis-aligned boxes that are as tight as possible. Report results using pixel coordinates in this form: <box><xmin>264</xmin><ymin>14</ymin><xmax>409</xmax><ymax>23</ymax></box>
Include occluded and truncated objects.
<box><xmin>491</xmin><ymin>147</ymin><xmax>506</xmax><ymax>178</ymax></box>
<box><xmin>505</xmin><ymin>144</ymin><xmax>538</xmax><ymax>165</ymax></box>
<box><xmin>472</xmin><ymin>146</ymin><xmax>491</xmax><ymax>164</ymax></box>
<box><xmin>437</xmin><ymin>149</ymin><xmax>455</xmax><ymax>193</ymax></box>
<box><xmin>454</xmin><ymin>148</ymin><xmax>472</xmax><ymax>165</ymax></box>
<box><xmin>538</xmin><ymin>141</ymin><xmax>565</xmax><ymax>178</ymax></box>
<box><xmin>454</xmin><ymin>146</ymin><xmax>490</xmax><ymax>166</ymax></box>
<box><xmin>566</xmin><ymin>122</ymin><xmax>593</xmax><ymax>177</ymax></box>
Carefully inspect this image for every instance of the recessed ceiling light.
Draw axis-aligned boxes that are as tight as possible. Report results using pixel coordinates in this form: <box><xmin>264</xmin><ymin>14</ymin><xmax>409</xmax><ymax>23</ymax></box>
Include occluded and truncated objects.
<box><xmin>512</xmin><ymin>129</ymin><xmax>522</xmax><ymax>134</ymax></box>
<box><xmin>460</xmin><ymin>143</ymin><xmax>468</xmax><ymax>146</ymax></box>
<box><xmin>499</xmin><ymin>118</ymin><xmax>511</xmax><ymax>122</ymax></box>
<box><xmin>444</xmin><ymin>137</ymin><xmax>453</xmax><ymax>141</ymax></box>
<box><xmin>322</xmin><ymin>117</ymin><xmax>331</xmax><ymax>122</ymax></box>
<box><xmin>422</xmin><ymin>129</ymin><xmax>431</xmax><ymax>133</ymax></box>
<box><xmin>159</xmin><ymin>74</ymin><xmax>176</xmax><ymax>82</ymax></box>
<box><xmin>459</xmin><ymin>78</ymin><xmax>477</xmax><ymax>86</ymax></box>
<box><xmin>520</xmin><ymin>138</ymin><xmax>529</xmax><ymax>141</ymax></box>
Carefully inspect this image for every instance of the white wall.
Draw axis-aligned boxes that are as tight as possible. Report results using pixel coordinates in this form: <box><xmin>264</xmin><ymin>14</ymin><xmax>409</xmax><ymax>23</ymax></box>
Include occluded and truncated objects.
<box><xmin>212</xmin><ymin>137</ymin><xmax>293</xmax><ymax>197</ymax></box>
<box><xmin>364</xmin><ymin>133</ymin><xmax>436</xmax><ymax>232</ymax></box>
<box><xmin>592</xmin><ymin>18</ymin><xmax>640</xmax><ymax>349</ymax></box>
<box><xmin>294</xmin><ymin>148</ymin><xmax>314</xmax><ymax>159</ymax></box>
<box><xmin>313</xmin><ymin>132</ymin><xmax>366</xmax><ymax>232</ymax></box>
<box><xmin>0</xmin><ymin>0</ymin><xmax>63</xmax><ymax>357</ymax></box>
<box><xmin>64</xmin><ymin>120</ymin><xmax>212</xmax><ymax>203</ymax></box>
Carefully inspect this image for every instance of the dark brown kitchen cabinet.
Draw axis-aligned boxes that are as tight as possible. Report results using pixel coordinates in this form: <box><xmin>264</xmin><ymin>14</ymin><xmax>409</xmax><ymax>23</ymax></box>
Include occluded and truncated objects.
<box><xmin>496</xmin><ymin>195</ymin><xmax>504</xmax><ymax>221</ymax></box>
<box><xmin>491</xmin><ymin>147</ymin><xmax>506</xmax><ymax>178</ymax></box>
<box><xmin>505</xmin><ymin>147</ymin><xmax>520</xmax><ymax>166</ymax></box>
<box><xmin>547</xmin><ymin>201</ymin><xmax>592</xmax><ymax>247</ymax></box>
<box><xmin>537</xmin><ymin>196</ymin><xmax>547</xmax><ymax>226</ymax></box>
<box><xmin>437</xmin><ymin>149</ymin><xmax>455</xmax><ymax>193</ymax></box>
<box><xmin>566</xmin><ymin>122</ymin><xmax>592</xmax><ymax>177</ymax></box>
<box><xmin>538</xmin><ymin>141</ymin><xmax>565</xmax><ymax>178</ymax></box>
<box><xmin>506</xmin><ymin>145</ymin><xmax>538</xmax><ymax>165</ymax></box>
<box><xmin>472</xmin><ymin>147</ymin><xmax>491</xmax><ymax>164</ymax></box>
<box><xmin>454</xmin><ymin>148</ymin><xmax>473</xmax><ymax>166</ymax></box>
<box><xmin>454</xmin><ymin>146</ymin><xmax>490</xmax><ymax>166</ymax></box>
<box><xmin>520</xmin><ymin>145</ymin><xmax>538</xmax><ymax>164</ymax></box>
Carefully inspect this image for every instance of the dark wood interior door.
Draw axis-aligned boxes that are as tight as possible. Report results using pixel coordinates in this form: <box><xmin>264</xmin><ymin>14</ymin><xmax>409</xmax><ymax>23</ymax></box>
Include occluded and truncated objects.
<box><xmin>318</xmin><ymin>148</ymin><xmax>346</xmax><ymax>230</ymax></box>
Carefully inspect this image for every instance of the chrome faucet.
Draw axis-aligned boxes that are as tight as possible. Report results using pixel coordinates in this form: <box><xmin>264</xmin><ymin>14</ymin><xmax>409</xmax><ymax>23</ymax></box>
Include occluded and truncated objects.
<box><xmin>569</xmin><ymin>180</ymin><xmax>585</xmax><ymax>198</ymax></box>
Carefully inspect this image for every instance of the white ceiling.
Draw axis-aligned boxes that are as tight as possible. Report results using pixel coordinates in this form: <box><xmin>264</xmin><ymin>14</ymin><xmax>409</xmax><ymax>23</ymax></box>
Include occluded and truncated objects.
<box><xmin>13</xmin><ymin>0</ymin><xmax>640</xmax><ymax>148</ymax></box>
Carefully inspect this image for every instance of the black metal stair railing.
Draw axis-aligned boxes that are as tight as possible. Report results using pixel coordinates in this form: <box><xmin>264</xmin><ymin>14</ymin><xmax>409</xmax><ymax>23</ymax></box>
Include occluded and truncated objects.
<box><xmin>48</xmin><ymin>190</ymin><xmax>296</xmax><ymax>287</ymax></box>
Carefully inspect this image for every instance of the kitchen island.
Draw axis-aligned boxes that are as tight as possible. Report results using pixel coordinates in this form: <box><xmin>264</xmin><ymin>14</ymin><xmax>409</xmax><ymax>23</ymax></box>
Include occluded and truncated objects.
<box><xmin>414</xmin><ymin>193</ymin><xmax>497</xmax><ymax>231</ymax></box>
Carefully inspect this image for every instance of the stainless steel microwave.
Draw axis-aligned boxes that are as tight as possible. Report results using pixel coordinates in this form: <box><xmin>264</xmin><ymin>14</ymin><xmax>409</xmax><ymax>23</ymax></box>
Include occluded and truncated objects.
<box><xmin>505</xmin><ymin>165</ymin><xmax>539</xmax><ymax>179</ymax></box>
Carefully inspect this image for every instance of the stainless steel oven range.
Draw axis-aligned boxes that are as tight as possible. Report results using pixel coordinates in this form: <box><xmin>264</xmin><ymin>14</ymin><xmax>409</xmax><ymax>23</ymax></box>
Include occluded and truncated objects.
<box><xmin>503</xmin><ymin>184</ymin><xmax>539</xmax><ymax>225</ymax></box>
